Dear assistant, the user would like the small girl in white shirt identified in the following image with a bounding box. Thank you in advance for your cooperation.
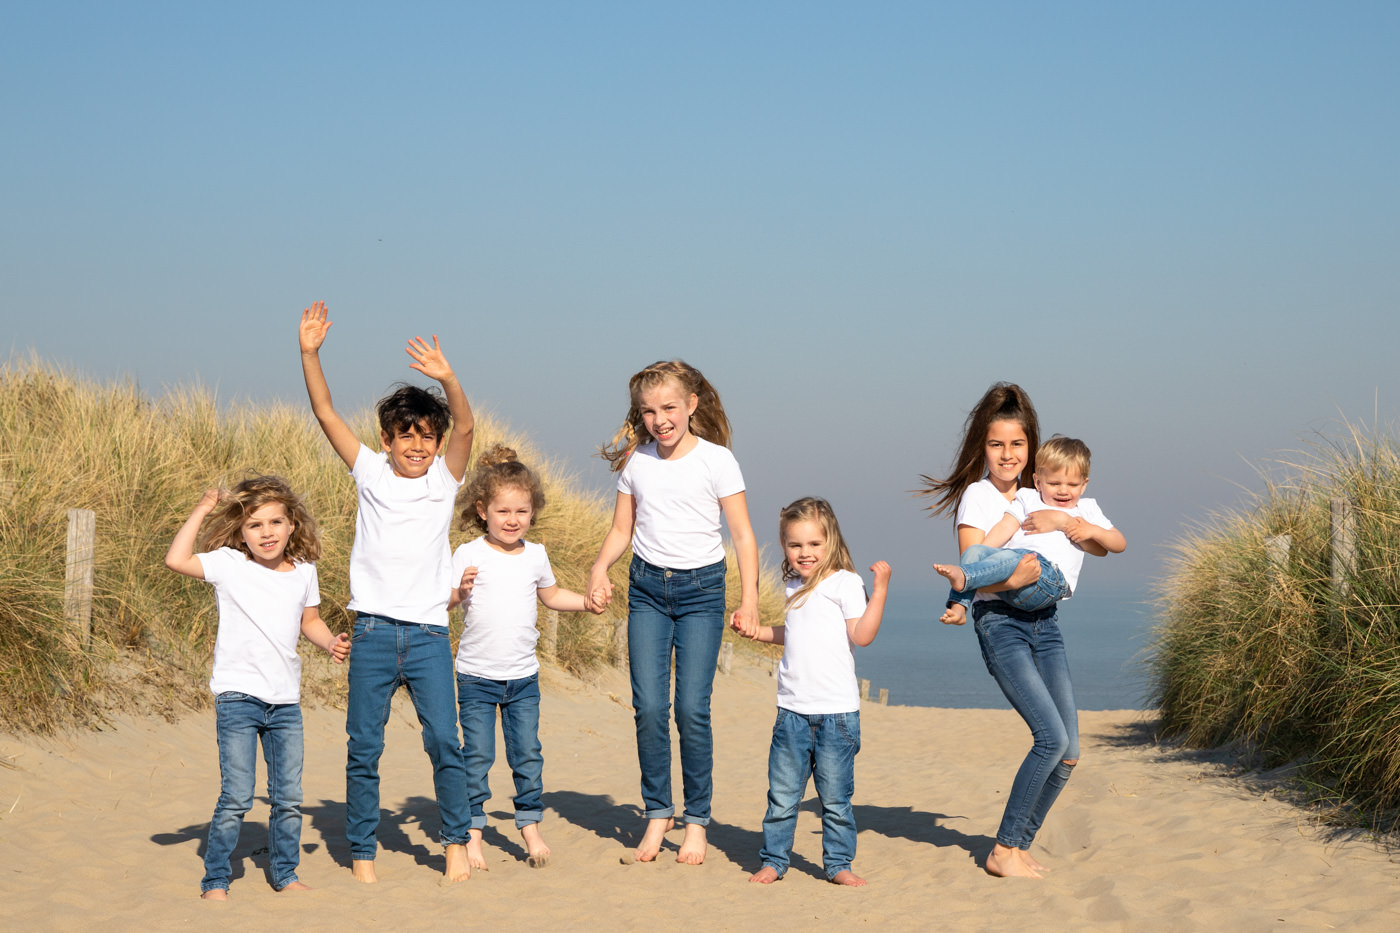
[740,497,890,887]
[450,446,596,870]
[164,476,351,900]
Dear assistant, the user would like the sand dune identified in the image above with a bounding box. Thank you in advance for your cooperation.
[3,660,1399,932]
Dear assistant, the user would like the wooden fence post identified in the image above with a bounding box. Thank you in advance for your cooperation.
[613,616,627,669]
[64,508,96,648]
[1264,534,1290,572]
[718,642,733,675]
[540,609,558,661]
[1331,497,1355,603]
[877,688,889,706]
[859,678,870,701]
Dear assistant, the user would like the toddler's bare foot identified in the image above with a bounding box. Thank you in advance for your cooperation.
[445,842,471,883]
[932,563,967,591]
[200,888,228,900]
[521,823,551,868]
[677,822,707,865]
[749,866,780,884]
[351,859,379,884]
[466,829,487,871]
[1022,850,1050,873]
[985,843,1041,878]
[278,881,311,892]
[634,817,674,862]
[830,869,867,887]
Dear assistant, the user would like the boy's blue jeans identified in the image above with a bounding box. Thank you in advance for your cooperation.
[947,544,1067,613]
[456,672,544,829]
[345,615,471,860]
[626,556,726,826]
[973,600,1079,849]
[758,708,861,880]
[203,692,303,893]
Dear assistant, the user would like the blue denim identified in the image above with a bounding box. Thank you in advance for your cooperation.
[627,556,726,825]
[203,692,304,893]
[345,615,470,859]
[758,708,861,880]
[456,672,544,829]
[947,544,1068,613]
[973,600,1079,849]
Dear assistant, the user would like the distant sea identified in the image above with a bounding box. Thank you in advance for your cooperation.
[856,583,1156,710]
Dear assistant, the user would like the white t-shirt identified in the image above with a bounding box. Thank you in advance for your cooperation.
[775,570,868,715]
[451,537,556,680]
[1004,488,1113,599]
[954,478,1017,604]
[347,443,463,627]
[197,547,320,705]
[617,437,745,569]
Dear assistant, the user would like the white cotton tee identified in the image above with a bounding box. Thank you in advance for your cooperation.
[451,537,556,680]
[1005,488,1113,599]
[775,570,868,715]
[617,438,745,569]
[954,478,1018,604]
[197,547,320,705]
[347,443,463,628]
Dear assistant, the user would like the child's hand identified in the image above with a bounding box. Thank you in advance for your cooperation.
[1062,516,1091,544]
[730,604,759,639]
[457,566,479,601]
[406,335,455,383]
[1020,509,1070,535]
[869,560,891,589]
[299,301,333,354]
[195,488,223,512]
[587,568,613,612]
[940,603,967,626]
[328,632,352,663]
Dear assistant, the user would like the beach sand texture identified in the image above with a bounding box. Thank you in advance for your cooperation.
[3,661,1399,932]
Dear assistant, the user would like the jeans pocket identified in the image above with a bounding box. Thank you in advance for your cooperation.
[836,714,861,753]
[215,691,253,704]
[692,566,727,594]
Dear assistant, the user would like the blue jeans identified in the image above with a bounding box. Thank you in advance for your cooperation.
[947,545,1067,613]
[758,708,860,880]
[627,556,726,825]
[973,600,1079,849]
[203,692,304,893]
[456,672,544,829]
[346,615,471,860]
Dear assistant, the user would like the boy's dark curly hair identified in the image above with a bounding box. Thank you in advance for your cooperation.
[377,383,451,438]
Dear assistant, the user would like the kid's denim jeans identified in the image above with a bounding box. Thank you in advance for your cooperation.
[947,544,1068,613]
[757,708,861,880]
[456,672,544,829]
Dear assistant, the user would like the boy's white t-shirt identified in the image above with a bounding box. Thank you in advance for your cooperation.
[347,443,463,627]
[197,547,320,705]
[1004,488,1113,599]
[775,570,868,715]
[617,437,745,569]
[451,537,555,680]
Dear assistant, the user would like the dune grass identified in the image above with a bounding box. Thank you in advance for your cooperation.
[1,356,782,733]
[1150,424,1400,824]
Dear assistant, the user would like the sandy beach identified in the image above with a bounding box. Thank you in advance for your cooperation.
[3,659,1399,933]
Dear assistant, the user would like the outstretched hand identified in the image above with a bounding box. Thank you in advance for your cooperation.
[299,301,333,353]
[406,335,455,383]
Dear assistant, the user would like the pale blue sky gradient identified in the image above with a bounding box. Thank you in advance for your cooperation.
[5,2,1398,600]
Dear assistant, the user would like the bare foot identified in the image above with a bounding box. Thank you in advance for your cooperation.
[351,859,379,884]
[677,822,707,865]
[1022,850,1050,873]
[445,842,471,883]
[984,843,1042,879]
[200,888,228,901]
[830,869,867,887]
[278,881,311,892]
[634,817,674,862]
[466,829,487,871]
[521,823,551,868]
[932,563,967,591]
[749,866,781,884]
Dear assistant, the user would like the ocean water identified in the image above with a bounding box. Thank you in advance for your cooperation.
[854,583,1156,710]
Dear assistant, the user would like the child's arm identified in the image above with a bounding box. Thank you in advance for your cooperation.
[300,607,351,663]
[721,492,761,638]
[447,565,478,611]
[588,492,636,611]
[1063,518,1126,555]
[538,585,602,614]
[298,302,362,469]
[847,561,890,647]
[745,623,786,645]
[405,335,475,482]
[164,489,221,579]
[981,511,1021,549]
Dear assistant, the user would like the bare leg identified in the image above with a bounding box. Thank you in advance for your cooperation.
[985,843,1041,879]
[465,828,487,870]
[634,816,674,862]
[200,888,228,901]
[677,822,707,865]
[749,866,781,884]
[351,859,378,883]
[521,822,551,868]
[444,843,471,883]
[830,869,867,887]
[932,563,967,592]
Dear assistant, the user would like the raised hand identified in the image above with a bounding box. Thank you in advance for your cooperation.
[406,335,455,383]
[299,301,333,354]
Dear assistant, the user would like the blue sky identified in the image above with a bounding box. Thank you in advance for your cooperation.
[5,2,1398,602]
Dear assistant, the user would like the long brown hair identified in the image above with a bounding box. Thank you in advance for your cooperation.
[198,475,322,563]
[457,445,546,534]
[918,382,1040,517]
[779,497,856,611]
[599,360,732,472]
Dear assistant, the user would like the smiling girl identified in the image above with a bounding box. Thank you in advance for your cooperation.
[588,360,760,865]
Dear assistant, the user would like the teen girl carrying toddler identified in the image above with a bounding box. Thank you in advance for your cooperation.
[740,498,889,887]
[165,476,351,900]
[449,445,599,871]
[588,360,760,865]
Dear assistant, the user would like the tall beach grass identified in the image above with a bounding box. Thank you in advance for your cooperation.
[1151,424,1400,823]
[1,356,782,733]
